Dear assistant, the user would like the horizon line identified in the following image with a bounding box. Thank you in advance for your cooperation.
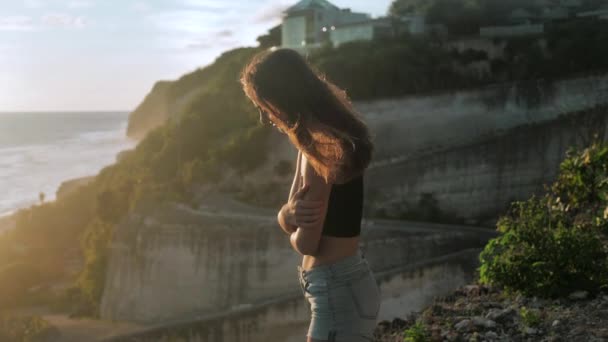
[0,110,132,113]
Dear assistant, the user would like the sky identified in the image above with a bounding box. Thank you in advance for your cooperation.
[0,0,392,112]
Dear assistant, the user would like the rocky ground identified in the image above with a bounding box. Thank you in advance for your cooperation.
[374,283,608,342]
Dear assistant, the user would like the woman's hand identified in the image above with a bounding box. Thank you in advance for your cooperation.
[280,185,325,230]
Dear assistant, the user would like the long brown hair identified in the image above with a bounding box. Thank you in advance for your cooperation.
[240,48,373,183]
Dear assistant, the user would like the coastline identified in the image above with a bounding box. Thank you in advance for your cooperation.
[0,175,96,236]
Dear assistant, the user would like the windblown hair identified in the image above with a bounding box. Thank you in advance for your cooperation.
[240,48,374,184]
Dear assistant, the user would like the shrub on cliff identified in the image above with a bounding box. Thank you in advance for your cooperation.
[75,219,114,317]
[0,314,59,342]
[479,142,608,298]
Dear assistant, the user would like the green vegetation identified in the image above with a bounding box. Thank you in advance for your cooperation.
[390,0,606,34]
[519,306,541,327]
[0,314,59,342]
[310,36,474,100]
[0,47,268,315]
[404,321,430,342]
[479,142,608,298]
[310,18,608,101]
[257,24,281,48]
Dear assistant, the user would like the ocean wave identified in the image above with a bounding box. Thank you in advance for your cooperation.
[0,113,135,217]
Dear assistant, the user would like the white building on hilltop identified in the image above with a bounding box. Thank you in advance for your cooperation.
[281,0,429,49]
[281,0,370,49]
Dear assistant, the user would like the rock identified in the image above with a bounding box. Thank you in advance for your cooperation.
[486,307,515,321]
[552,319,560,327]
[485,309,500,320]
[390,318,409,330]
[472,316,497,329]
[445,331,460,342]
[376,320,391,333]
[481,301,503,309]
[524,327,538,335]
[569,291,589,300]
[455,319,472,331]
[485,331,499,340]
[464,284,489,296]
[529,297,548,309]
[468,332,481,341]
[515,294,526,304]
[571,327,586,336]
[464,284,480,292]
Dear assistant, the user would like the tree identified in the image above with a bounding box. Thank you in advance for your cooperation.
[39,192,45,204]
[257,25,281,48]
[426,0,482,36]
[389,0,432,16]
[477,0,534,26]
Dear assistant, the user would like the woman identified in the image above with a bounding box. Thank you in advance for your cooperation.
[241,48,381,342]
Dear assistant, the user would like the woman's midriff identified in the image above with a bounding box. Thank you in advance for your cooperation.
[301,235,360,270]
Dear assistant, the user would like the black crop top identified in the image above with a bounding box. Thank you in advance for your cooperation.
[321,174,364,237]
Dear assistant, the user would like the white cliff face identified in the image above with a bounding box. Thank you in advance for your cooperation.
[361,74,608,161]
[365,106,608,223]
[100,207,299,323]
[243,74,608,221]
[100,202,492,323]
[101,249,482,342]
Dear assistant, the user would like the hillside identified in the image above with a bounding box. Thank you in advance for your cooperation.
[1,6,608,320]
[127,17,608,141]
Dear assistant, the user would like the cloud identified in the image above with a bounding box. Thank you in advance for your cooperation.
[216,29,233,37]
[185,30,239,50]
[252,2,289,24]
[42,13,88,28]
[180,0,230,11]
[132,2,151,13]
[0,16,35,31]
[24,0,45,9]
[67,0,94,9]
[147,10,222,34]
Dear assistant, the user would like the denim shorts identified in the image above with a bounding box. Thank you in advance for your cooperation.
[297,253,381,341]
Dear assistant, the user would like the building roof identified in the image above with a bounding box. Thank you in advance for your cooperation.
[286,0,340,14]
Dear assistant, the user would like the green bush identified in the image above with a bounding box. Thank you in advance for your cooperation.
[519,306,541,327]
[0,262,43,308]
[75,219,114,316]
[0,314,59,342]
[404,321,430,342]
[479,143,608,298]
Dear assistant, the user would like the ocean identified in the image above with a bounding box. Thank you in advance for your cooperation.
[0,111,135,218]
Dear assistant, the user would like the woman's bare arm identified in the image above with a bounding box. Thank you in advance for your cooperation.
[289,154,332,256]
[288,150,302,200]
[277,150,302,234]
